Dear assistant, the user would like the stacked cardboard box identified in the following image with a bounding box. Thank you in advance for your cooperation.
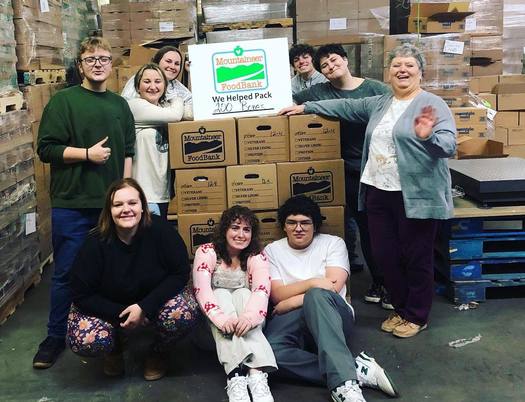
[503,0,525,75]
[0,2,18,96]
[169,114,345,258]
[201,0,292,46]
[295,0,388,42]
[101,2,131,57]
[0,110,40,315]
[101,0,196,58]
[384,33,471,107]
[486,75,525,157]
[13,0,64,70]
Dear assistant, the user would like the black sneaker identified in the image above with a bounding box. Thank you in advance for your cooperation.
[381,288,394,310]
[33,336,65,369]
[364,283,382,303]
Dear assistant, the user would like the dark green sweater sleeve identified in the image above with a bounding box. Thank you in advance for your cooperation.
[37,94,70,164]
[304,95,381,124]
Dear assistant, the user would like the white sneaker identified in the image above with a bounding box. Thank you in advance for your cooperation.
[355,351,399,397]
[226,374,250,402]
[331,380,367,402]
[247,371,274,402]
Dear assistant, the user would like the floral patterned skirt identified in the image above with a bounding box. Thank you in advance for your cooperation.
[67,284,202,357]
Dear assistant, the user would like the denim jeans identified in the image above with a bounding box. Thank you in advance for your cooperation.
[48,208,100,339]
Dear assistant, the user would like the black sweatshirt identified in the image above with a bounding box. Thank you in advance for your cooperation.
[70,216,190,322]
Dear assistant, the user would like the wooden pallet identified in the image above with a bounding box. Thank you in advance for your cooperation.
[19,69,66,86]
[0,92,23,114]
[201,18,293,32]
[448,235,525,260]
[446,278,525,303]
[0,253,51,326]
[436,257,525,281]
[448,217,525,239]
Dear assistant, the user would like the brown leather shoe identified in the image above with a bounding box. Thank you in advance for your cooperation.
[103,352,124,377]
[393,320,428,338]
[143,350,167,381]
[380,313,404,333]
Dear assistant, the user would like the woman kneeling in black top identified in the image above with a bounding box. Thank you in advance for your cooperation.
[67,178,201,380]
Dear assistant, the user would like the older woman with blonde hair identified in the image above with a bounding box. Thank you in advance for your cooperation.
[280,43,456,338]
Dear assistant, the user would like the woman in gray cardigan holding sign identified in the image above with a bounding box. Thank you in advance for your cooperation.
[280,43,456,338]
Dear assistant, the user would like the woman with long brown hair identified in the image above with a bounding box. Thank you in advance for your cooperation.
[193,205,276,402]
[67,178,200,380]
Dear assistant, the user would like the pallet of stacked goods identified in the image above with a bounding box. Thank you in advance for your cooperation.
[201,0,293,47]
[13,0,65,71]
[0,0,44,325]
[503,0,525,75]
[295,0,388,43]
[0,110,41,325]
[100,0,196,93]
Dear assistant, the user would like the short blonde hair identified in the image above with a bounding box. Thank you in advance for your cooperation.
[78,37,112,60]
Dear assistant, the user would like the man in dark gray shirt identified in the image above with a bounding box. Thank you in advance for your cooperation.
[294,44,391,308]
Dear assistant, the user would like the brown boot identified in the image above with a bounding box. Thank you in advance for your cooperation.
[103,352,124,377]
[143,349,167,381]
[393,320,428,338]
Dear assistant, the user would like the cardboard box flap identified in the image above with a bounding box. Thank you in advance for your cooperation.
[428,11,474,22]
[457,137,508,159]
[409,2,470,17]
[492,83,525,95]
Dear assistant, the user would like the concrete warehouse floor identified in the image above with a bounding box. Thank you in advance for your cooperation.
[0,262,524,402]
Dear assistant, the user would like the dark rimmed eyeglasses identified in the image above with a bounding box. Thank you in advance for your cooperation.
[285,219,313,229]
[80,56,112,66]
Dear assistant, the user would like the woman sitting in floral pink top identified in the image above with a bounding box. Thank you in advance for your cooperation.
[193,205,277,402]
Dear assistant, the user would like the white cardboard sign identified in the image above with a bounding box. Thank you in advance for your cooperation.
[189,38,293,120]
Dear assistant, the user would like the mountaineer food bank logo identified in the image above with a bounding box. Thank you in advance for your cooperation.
[290,167,334,203]
[181,126,225,165]
[212,45,268,93]
[190,218,217,254]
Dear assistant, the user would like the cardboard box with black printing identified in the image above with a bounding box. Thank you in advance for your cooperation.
[169,119,237,169]
[456,136,507,159]
[237,115,290,164]
[450,107,486,125]
[226,164,278,211]
[456,123,487,138]
[277,159,345,206]
[256,210,281,246]
[175,168,227,214]
[289,114,341,162]
[407,2,473,34]
[177,212,222,258]
[320,206,345,239]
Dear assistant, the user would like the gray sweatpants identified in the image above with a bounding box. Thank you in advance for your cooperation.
[211,287,277,375]
[264,288,357,390]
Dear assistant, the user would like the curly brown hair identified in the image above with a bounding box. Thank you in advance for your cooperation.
[212,206,261,271]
